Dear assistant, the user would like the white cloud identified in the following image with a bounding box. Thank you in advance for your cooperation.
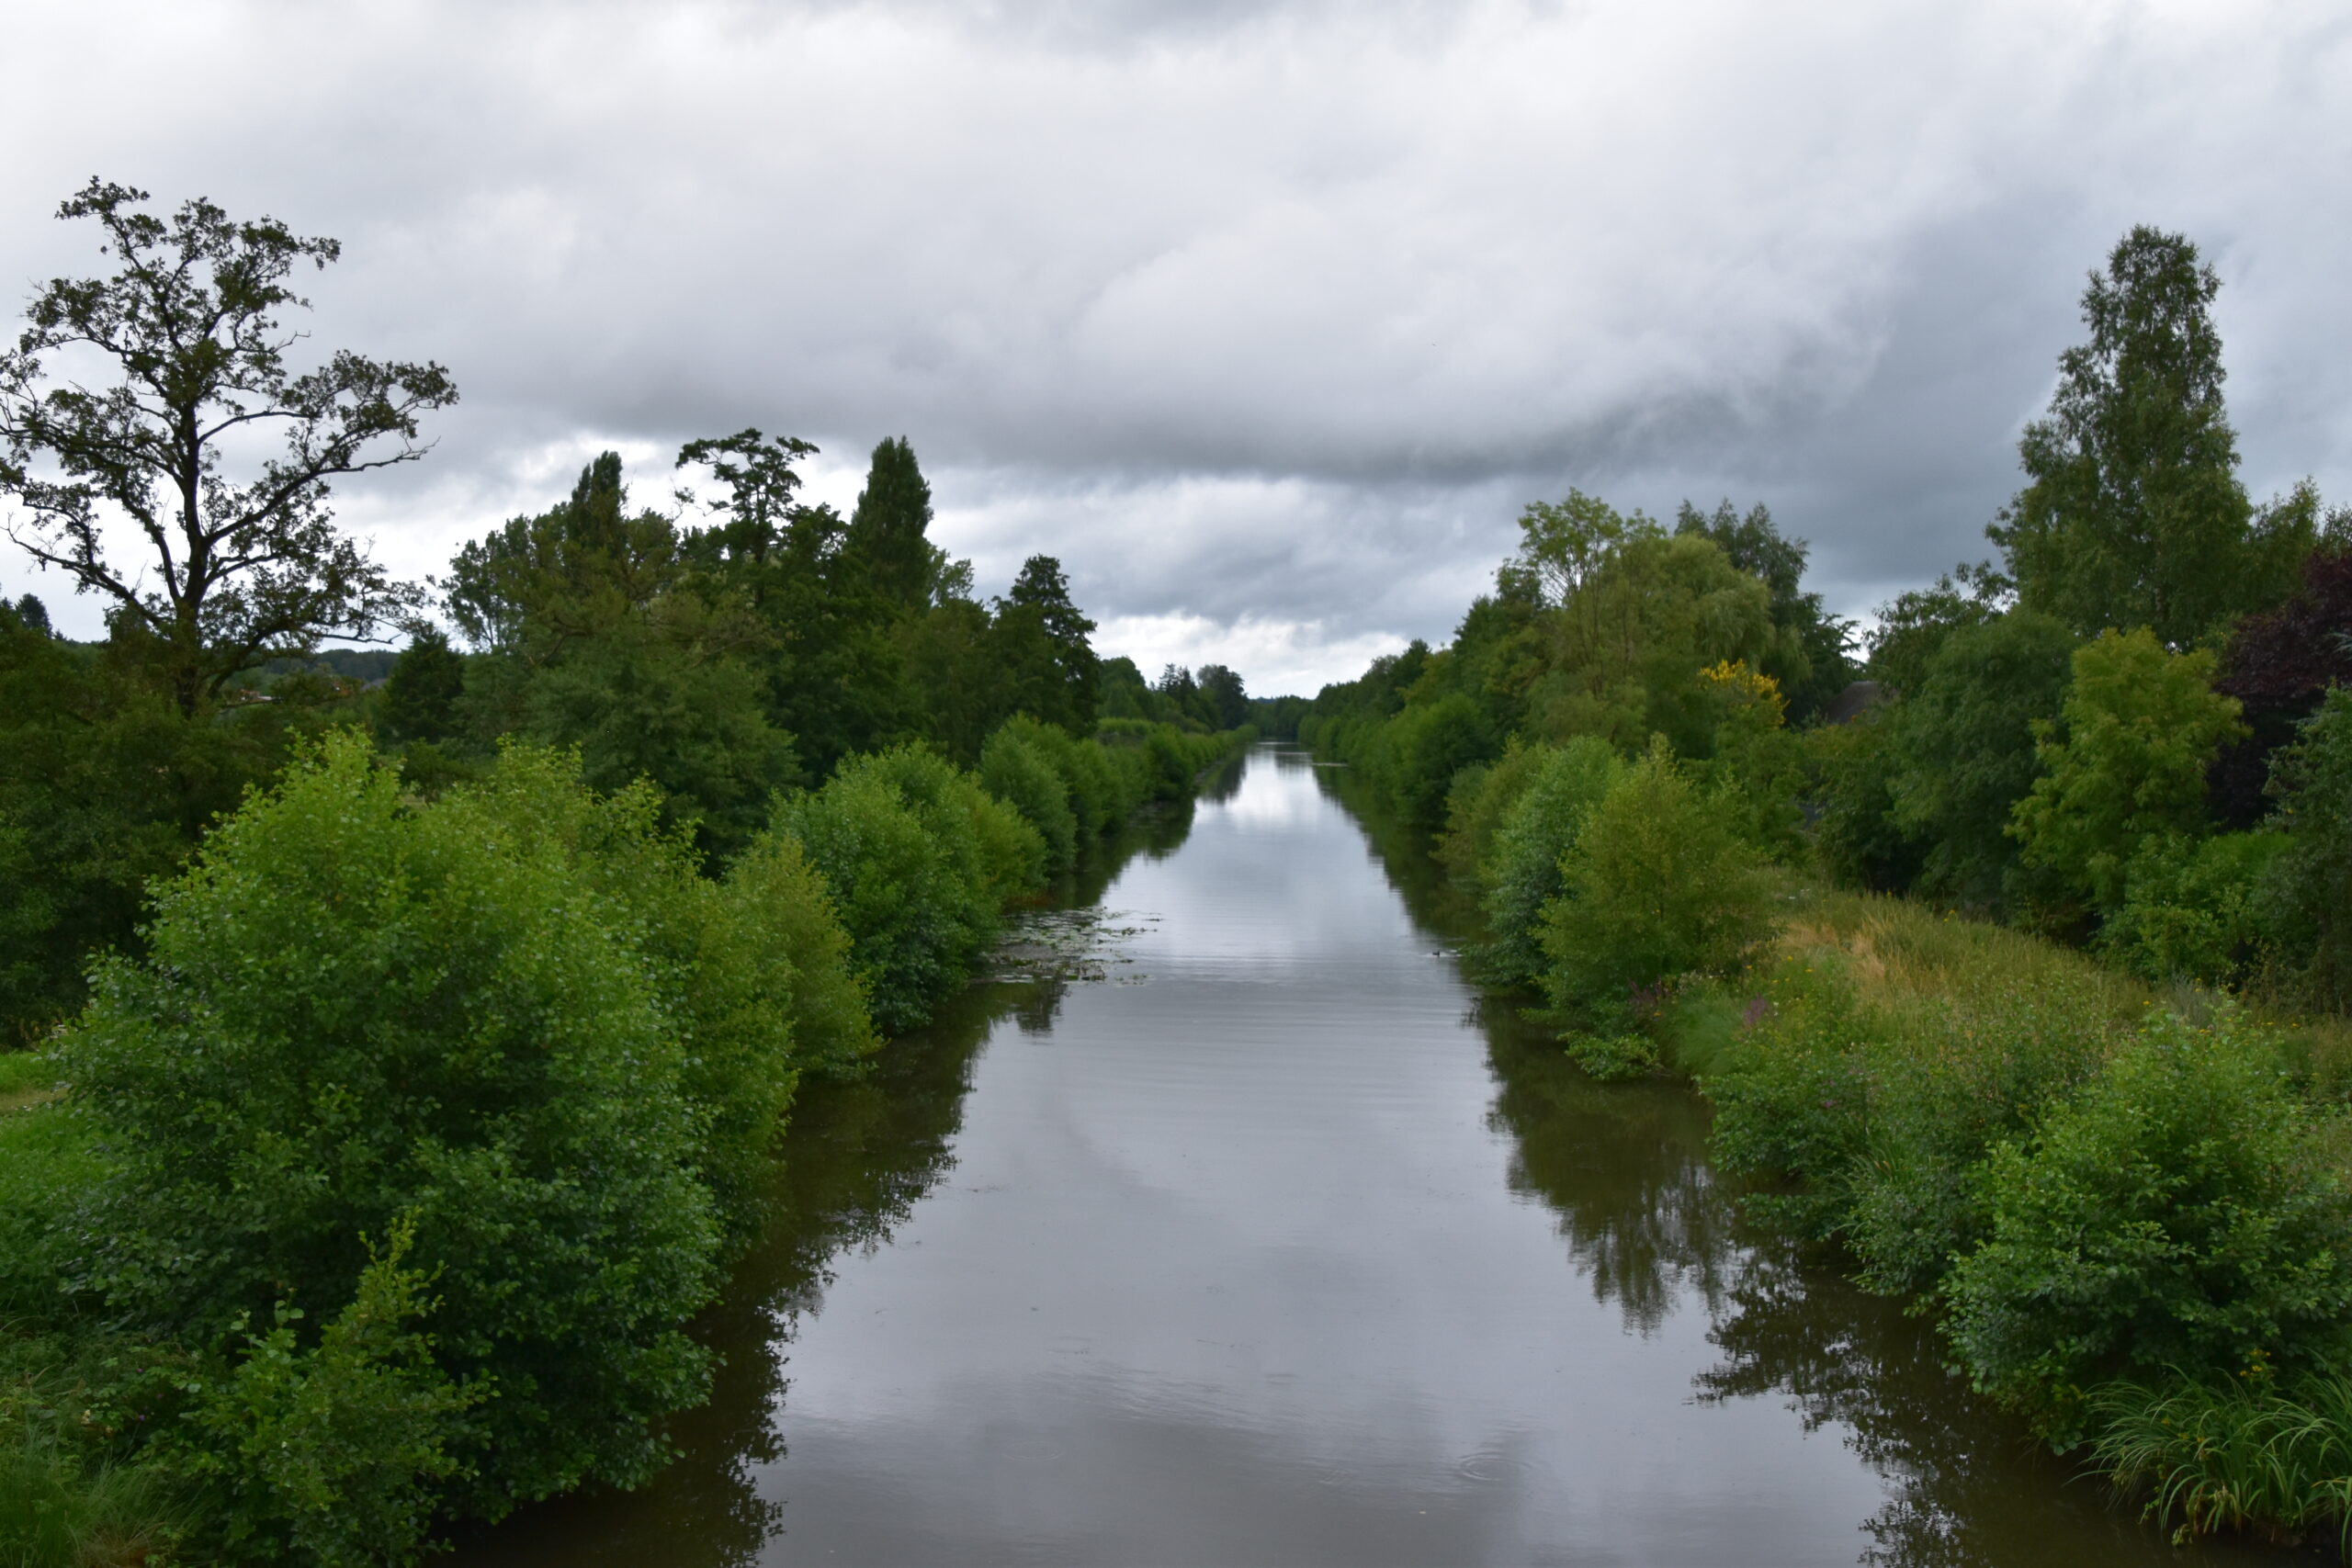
[4,0,2349,688]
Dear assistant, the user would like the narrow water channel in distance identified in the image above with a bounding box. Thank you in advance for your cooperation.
[447,745,2306,1566]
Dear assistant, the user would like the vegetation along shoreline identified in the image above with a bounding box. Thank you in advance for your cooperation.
[1281,223,2352,1550]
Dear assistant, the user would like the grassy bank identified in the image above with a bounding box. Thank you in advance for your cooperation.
[1664,891,2352,1549]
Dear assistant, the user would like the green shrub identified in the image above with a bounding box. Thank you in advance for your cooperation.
[1805,705,1926,893]
[1435,737,1549,883]
[1561,1029,1660,1082]
[784,746,1044,1032]
[1538,739,1775,1021]
[1471,738,1622,991]
[980,724,1079,874]
[2265,686,2352,1010]
[1702,897,2132,1281]
[165,1218,478,1567]
[56,732,720,1518]
[1383,694,1495,829]
[1941,1009,2352,1440]
[2104,829,2287,987]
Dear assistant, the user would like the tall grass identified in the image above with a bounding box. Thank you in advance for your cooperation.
[2090,1371,2352,1549]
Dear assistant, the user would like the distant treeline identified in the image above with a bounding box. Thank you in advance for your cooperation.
[0,182,1250,1564]
[1300,225,2352,1548]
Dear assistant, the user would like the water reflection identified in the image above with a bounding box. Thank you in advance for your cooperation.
[446,748,2293,1567]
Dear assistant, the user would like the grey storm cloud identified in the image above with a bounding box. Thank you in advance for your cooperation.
[3,0,2350,692]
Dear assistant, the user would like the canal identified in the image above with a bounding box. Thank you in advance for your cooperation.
[448,744,2298,1566]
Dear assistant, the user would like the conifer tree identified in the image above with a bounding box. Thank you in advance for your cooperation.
[844,436,939,611]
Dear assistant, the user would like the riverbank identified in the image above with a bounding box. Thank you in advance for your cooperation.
[0,722,1249,1568]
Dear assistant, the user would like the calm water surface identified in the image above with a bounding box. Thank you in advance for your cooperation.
[447,745,2311,1566]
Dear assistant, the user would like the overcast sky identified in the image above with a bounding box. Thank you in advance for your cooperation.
[4,1,2348,694]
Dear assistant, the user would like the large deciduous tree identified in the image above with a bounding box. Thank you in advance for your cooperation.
[1987,225,2308,648]
[0,180,456,713]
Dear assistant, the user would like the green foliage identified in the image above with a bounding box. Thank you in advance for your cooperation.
[980,723,1080,874]
[56,732,720,1517]
[1434,736,1550,882]
[1537,739,1776,1021]
[0,603,315,1043]
[990,557,1102,738]
[2089,1368,2352,1547]
[2010,627,2245,914]
[0,180,452,716]
[2264,685,2352,1010]
[1534,529,1778,755]
[1380,692,1495,829]
[1692,660,1805,860]
[456,744,872,1239]
[1471,738,1623,991]
[379,630,465,744]
[1561,1030,1660,1082]
[1674,500,1856,722]
[1989,225,2312,649]
[1702,896,2132,1285]
[842,435,944,612]
[1882,608,2078,912]
[2103,830,2286,987]
[1941,1010,2352,1438]
[166,1218,478,1567]
[1804,707,1926,893]
[783,746,1044,1033]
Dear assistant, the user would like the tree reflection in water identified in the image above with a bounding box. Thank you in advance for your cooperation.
[1328,761,2272,1568]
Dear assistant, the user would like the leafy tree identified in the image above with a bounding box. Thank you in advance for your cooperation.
[0,598,294,1039]
[379,628,465,743]
[1473,738,1623,991]
[2010,627,2245,914]
[1805,710,1925,893]
[0,180,455,714]
[447,454,680,655]
[1510,490,1656,605]
[1195,663,1250,730]
[2210,534,2352,828]
[58,733,721,1517]
[1675,500,1855,722]
[1862,564,2004,697]
[1882,609,2077,912]
[1538,739,1776,1022]
[2263,685,2352,1009]
[1534,528,1775,753]
[992,555,1100,734]
[1987,226,2310,648]
[674,426,817,568]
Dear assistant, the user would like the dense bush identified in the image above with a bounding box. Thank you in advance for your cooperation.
[2265,685,2352,1009]
[1381,693,1496,829]
[1470,738,1622,991]
[980,722,1080,874]
[1537,739,1774,1023]
[459,744,873,1239]
[783,746,1045,1032]
[56,734,722,1529]
[1434,737,1549,882]
[2103,829,2286,987]
[1942,1010,2352,1439]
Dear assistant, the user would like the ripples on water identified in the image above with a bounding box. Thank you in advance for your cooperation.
[446,747,2310,1567]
